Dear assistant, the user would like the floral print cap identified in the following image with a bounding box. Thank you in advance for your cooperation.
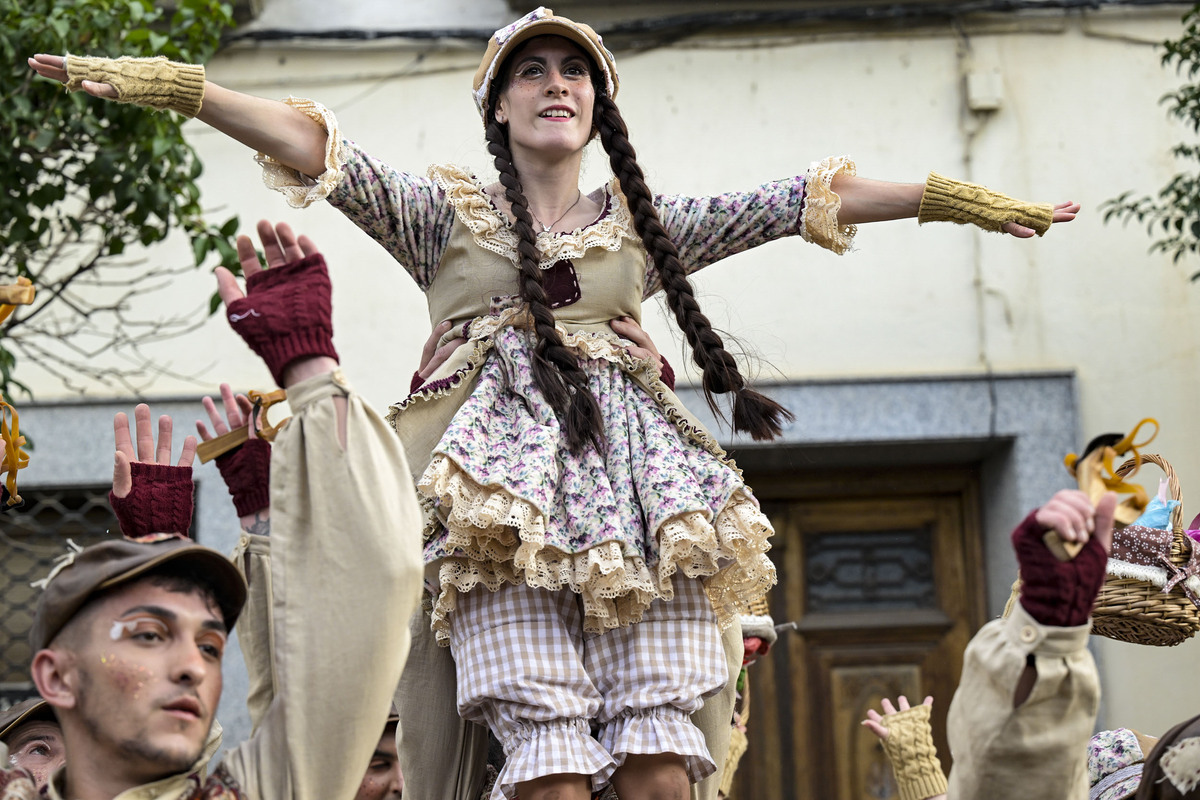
[471,6,619,120]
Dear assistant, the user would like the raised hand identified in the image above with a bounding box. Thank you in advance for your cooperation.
[196,383,256,443]
[216,220,337,388]
[1034,488,1116,548]
[109,403,197,538]
[197,384,271,520]
[862,695,935,741]
[1015,490,1115,627]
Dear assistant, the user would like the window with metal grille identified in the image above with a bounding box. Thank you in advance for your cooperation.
[0,485,116,705]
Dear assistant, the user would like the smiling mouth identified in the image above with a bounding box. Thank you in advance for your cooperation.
[540,110,573,118]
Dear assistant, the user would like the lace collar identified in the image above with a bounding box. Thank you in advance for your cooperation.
[428,163,637,270]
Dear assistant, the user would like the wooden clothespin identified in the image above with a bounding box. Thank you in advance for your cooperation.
[196,389,290,463]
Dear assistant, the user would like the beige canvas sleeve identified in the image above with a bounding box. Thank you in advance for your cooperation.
[219,370,424,800]
[946,603,1099,800]
[230,532,275,732]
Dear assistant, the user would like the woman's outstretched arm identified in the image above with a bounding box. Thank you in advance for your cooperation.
[27,53,329,178]
[832,173,1080,237]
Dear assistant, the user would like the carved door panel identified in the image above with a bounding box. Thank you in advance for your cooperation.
[729,467,985,800]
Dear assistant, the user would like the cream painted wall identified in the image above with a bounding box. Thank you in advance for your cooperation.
[17,5,1200,736]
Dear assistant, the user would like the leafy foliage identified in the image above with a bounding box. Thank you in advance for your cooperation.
[0,0,238,398]
[1103,5,1200,279]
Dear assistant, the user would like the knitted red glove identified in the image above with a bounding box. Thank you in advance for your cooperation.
[108,462,194,537]
[1013,510,1108,627]
[660,356,676,391]
[215,438,271,518]
[226,253,339,387]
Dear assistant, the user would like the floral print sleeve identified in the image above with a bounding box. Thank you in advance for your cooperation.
[252,96,453,291]
[643,156,857,299]
[328,140,455,291]
[645,177,806,298]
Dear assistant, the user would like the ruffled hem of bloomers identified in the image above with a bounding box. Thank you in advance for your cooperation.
[598,707,716,785]
[419,315,776,645]
[491,718,616,800]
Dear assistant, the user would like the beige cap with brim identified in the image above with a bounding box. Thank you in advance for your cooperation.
[472,6,618,120]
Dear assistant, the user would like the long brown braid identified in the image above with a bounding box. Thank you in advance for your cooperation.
[594,94,793,440]
[484,116,605,453]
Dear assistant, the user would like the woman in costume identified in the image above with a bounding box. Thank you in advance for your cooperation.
[30,11,1077,799]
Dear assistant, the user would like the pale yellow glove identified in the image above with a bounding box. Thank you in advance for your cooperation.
[64,54,205,118]
[918,171,1054,235]
[878,704,949,800]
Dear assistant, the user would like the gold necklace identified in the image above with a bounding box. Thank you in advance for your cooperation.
[530,190,583,233]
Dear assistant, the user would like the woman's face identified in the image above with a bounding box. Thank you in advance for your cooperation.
[494,36,596,161]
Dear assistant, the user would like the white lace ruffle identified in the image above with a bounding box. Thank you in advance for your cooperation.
[254,96,348,209]
[423,452,776,645]
[428,164,637,270]
[800,154,858,255]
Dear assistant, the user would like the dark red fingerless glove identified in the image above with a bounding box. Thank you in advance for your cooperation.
[215,438,271,518]
[660,356,676,391]
[1013,510,1108,627]
[411,371,424,394]
[108,462,194,537]
[226,253,339,387]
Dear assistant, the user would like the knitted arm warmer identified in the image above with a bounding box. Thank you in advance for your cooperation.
[878,704,949,800]
[64,55,205,118]
[917,172,1054,236]
[108,462,194,537]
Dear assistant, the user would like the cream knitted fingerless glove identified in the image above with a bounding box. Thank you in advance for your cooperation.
[64,54,205,118]
[878,704,949,800]
[918,172,1054,236]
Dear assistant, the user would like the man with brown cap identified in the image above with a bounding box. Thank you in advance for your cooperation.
[0,220,422,800]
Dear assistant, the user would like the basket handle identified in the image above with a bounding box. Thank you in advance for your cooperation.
[1116,453,1183,534]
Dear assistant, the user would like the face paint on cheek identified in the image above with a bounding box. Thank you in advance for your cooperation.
[99,654,152,698]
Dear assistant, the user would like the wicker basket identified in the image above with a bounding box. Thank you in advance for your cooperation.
[1091,453,1200,647]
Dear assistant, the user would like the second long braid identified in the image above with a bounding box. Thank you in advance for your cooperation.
[594,94,792,441]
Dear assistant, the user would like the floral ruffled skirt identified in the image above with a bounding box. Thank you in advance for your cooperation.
[419,324,776,643]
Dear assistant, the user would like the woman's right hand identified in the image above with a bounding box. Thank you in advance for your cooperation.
[28,54,117,99]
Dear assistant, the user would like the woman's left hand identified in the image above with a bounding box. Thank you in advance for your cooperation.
[1002,201,1080,238]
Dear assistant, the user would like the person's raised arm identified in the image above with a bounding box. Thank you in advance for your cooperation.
[214,220,422,800]
[26,54,329,178]
[944,488,1114,800]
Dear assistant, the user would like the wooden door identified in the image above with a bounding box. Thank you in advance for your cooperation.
[729,466,986,800]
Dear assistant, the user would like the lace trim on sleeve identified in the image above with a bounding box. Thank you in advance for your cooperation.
[253,96,348,209]
[800,155,857,255]
[427,164,636,269]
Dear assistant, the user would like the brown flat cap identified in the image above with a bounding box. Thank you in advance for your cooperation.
[30,534,247,651]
